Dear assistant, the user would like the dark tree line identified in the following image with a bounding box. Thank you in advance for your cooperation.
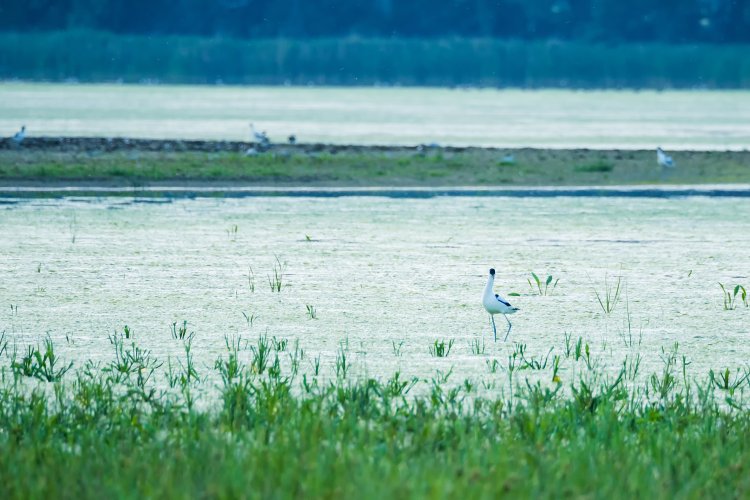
[1,0,749,43]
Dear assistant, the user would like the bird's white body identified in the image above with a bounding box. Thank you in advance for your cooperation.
[12,126,26,144]
[483,273,518,315]
[657,147,675,168]
[482,269,518,341]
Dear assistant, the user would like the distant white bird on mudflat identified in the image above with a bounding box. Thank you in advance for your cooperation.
[482,268,519,342]
[12,125,26,145]
[657,147,675,168]
[249,123,270,145]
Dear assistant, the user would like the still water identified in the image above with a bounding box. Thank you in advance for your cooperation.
[1,83,749,149]
[1,195,748,387]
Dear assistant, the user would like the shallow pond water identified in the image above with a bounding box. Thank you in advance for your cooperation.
[2,83,750,149]
[1,195,749,391]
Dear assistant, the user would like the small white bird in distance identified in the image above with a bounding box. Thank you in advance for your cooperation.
[249,123,270,145]
[657,147,675,168]
[482,268,519,342]
[12,125,26,145]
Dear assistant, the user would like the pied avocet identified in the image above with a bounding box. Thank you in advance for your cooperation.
[482,268,519,342]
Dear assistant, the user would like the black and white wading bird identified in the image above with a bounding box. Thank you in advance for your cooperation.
[12,125,26,145]
[657,147,675,168]
[482,268,519,342]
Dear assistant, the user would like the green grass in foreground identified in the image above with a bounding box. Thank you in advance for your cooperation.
[2,331,750,498]
[1,148,749,186]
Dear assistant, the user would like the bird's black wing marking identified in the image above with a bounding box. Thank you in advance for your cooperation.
[495,294,511,307]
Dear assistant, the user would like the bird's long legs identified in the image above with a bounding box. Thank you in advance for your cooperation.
[490,315,497,342]
[503,314,512,341]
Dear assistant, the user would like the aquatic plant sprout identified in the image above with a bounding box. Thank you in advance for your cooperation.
[720,283,748,310]
[528,272,560,296]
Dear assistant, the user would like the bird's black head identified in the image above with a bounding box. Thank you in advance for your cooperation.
[489,268,495,275]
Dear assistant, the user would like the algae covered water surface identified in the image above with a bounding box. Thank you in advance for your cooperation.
[1,194,748,389]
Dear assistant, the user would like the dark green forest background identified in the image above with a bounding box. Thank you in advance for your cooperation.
[1,0,749,87]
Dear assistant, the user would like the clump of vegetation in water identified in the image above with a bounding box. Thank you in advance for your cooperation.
[719,283,748,310]
[10,335,72,382]
[428,339,454,357]
[469,337,485,355]
[305,304,317,319]
[226,224,238,242]
[592,272,623,314]
[528,272,559,296]
[267,255,286,292]
[170,320,193,341]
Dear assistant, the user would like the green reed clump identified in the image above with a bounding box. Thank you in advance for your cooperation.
[267,256,286,292]
[469,337,485,355]
[593,272,623,314]
[528,272,560,296]
[334,344,350,379]
[514,342,555,370]
[709,367,750,397]
[391,340,405,357]
[226,224,238,242]
[719,283,748,310]
[305,304,317,319]
[241,311,258,328]
[250,334,272,375]
[170,320,194,341]
[428,339,454,357]
[271,336,288,352]
[0,332,7,358]
[10,335,73,382]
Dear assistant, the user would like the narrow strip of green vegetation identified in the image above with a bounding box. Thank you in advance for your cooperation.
[1,146,749,186]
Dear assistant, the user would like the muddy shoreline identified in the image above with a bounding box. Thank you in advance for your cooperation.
[4,136,736,155]
[1,136,466,154]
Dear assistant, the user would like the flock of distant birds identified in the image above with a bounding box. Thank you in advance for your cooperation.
[7,123,678,169]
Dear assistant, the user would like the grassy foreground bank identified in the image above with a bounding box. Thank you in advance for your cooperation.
[2,331,750,498]
[2,144,750,186]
